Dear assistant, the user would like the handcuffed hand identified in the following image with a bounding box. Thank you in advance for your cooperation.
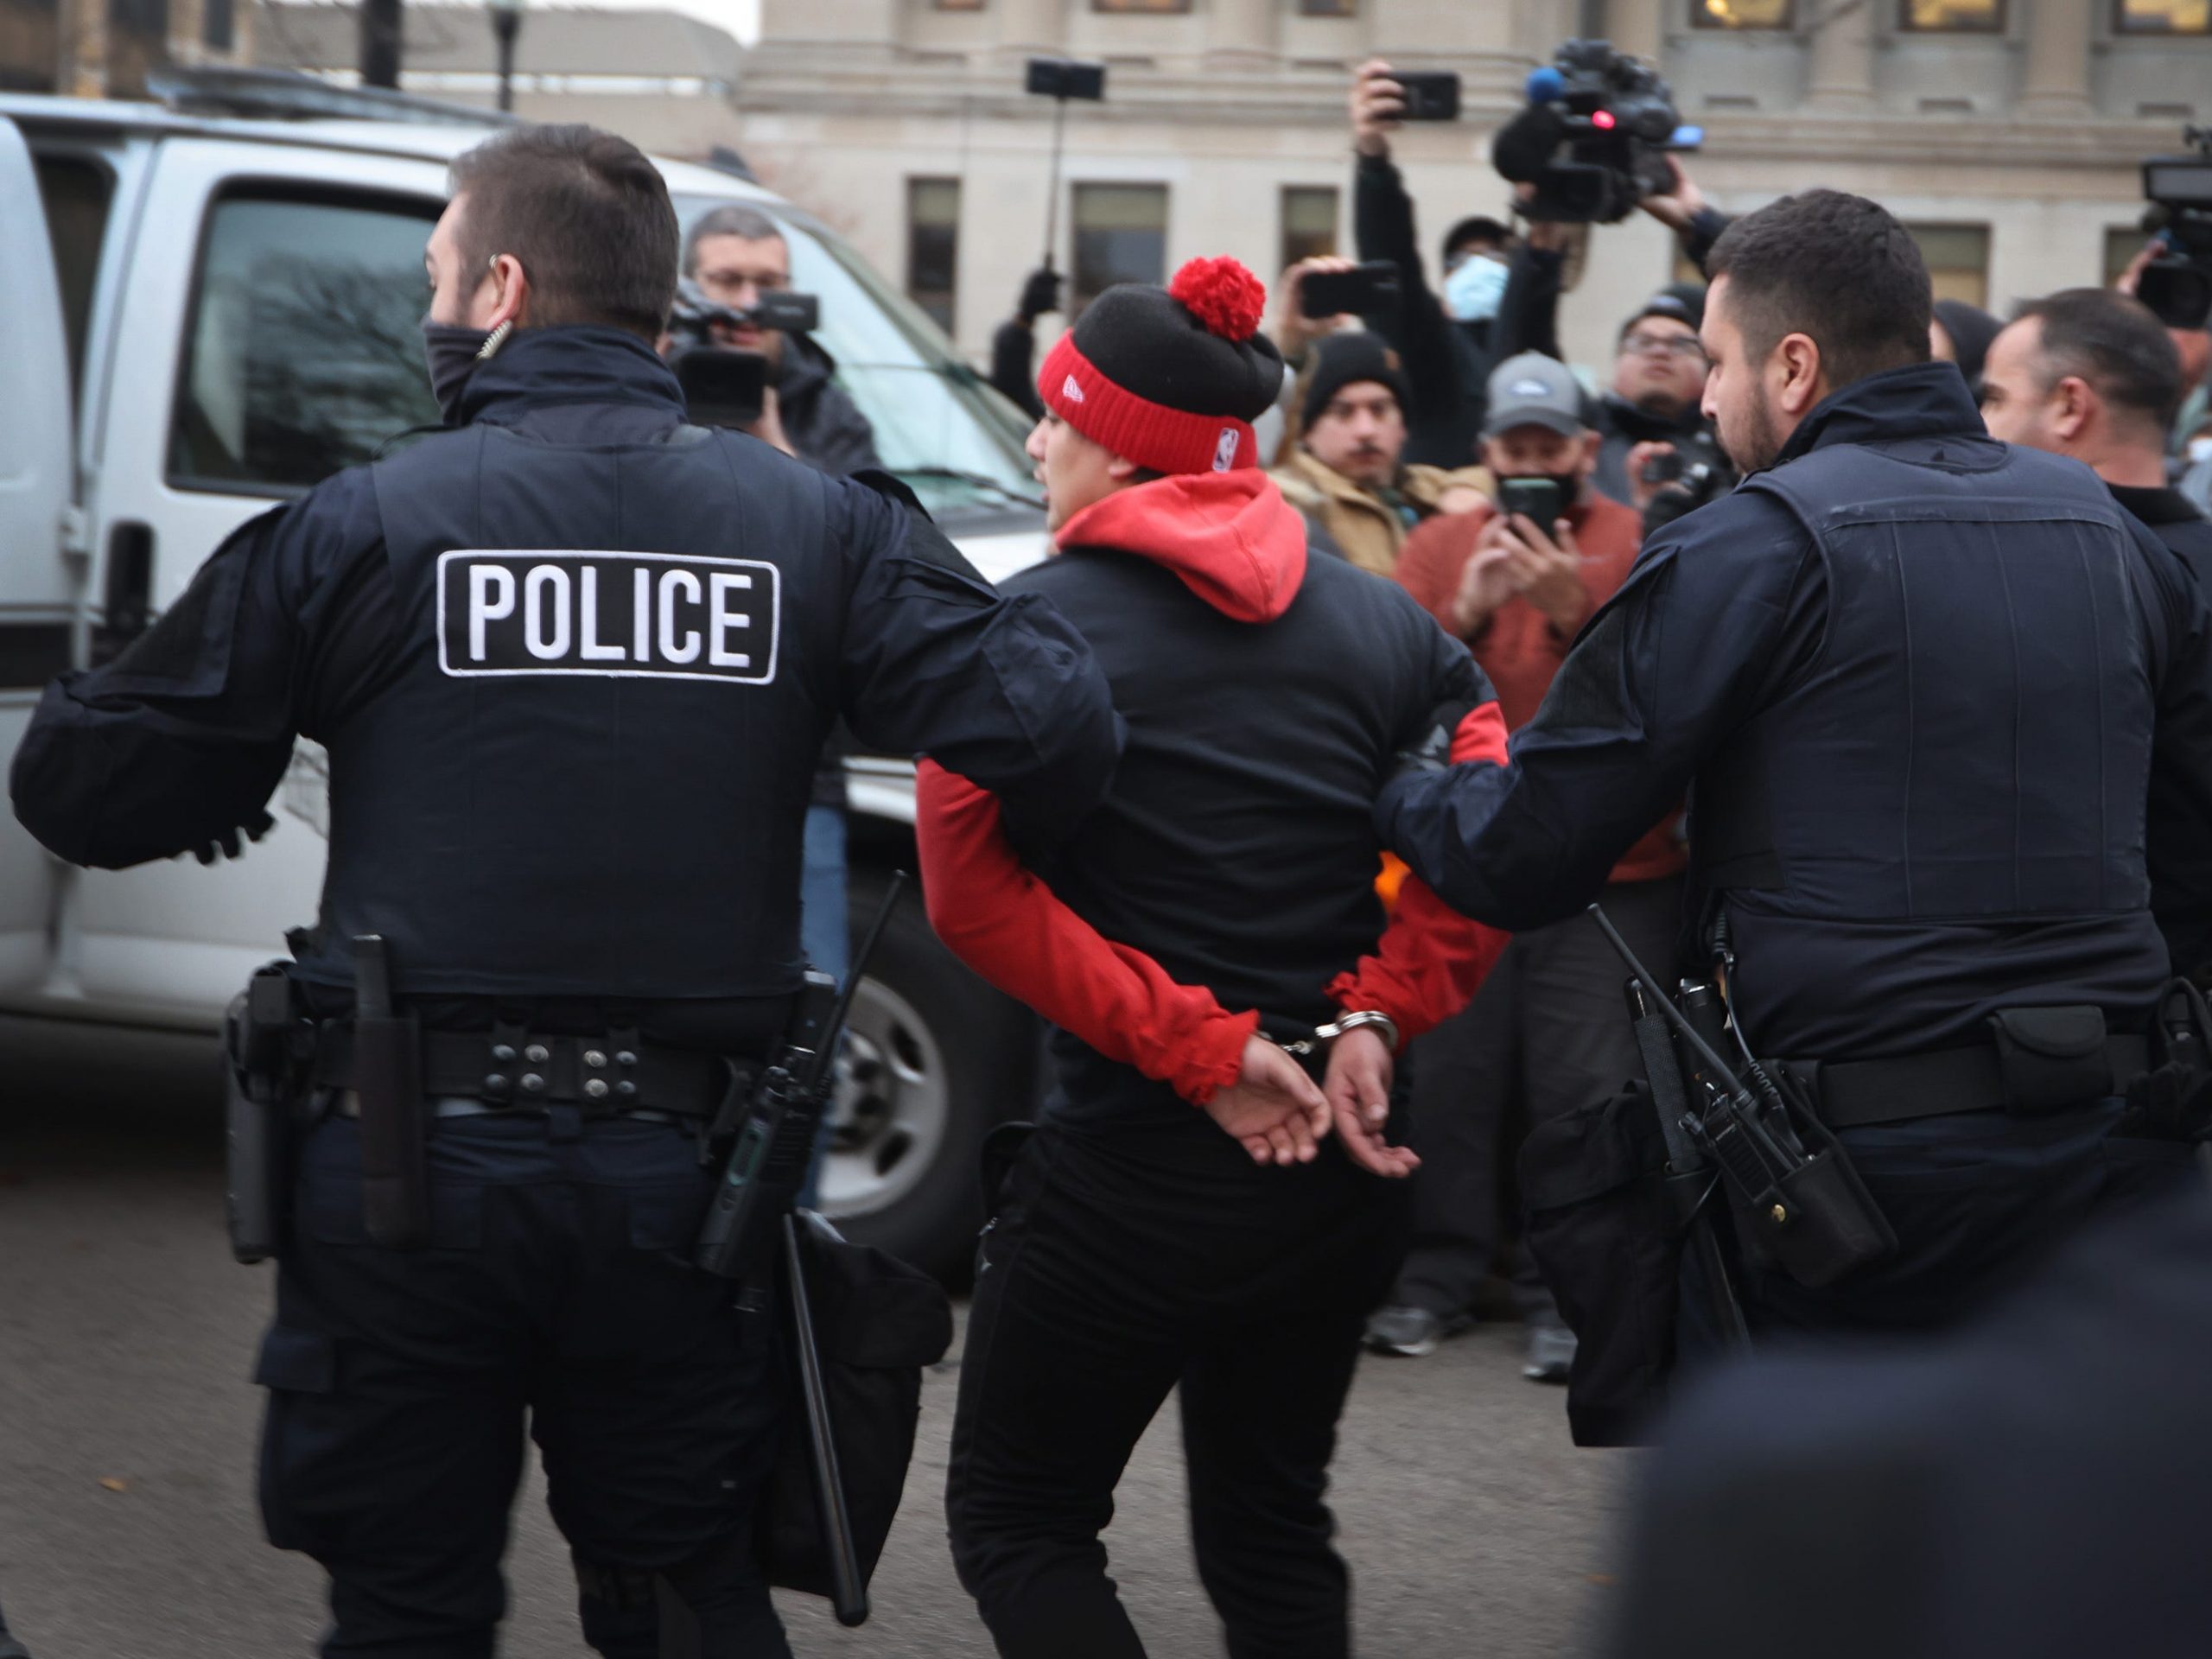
[1205,1035,1332,1166]
[1351,60,1403,158]
[1323,1026,1419,1179]
[194,810,276,866]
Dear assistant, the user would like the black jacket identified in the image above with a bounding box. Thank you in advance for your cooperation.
[778,333,883,478]
[1378,363,2212,1058]
[10,327,1119,1018]
[1351,153,1549,469]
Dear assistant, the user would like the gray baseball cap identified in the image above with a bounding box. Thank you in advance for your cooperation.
[1484,352,1587,439]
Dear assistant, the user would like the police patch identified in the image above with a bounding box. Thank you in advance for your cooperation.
[436,551,779,683]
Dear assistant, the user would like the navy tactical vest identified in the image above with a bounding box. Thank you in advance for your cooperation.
[1693,435,2176,1053]
[291,421,846,1000]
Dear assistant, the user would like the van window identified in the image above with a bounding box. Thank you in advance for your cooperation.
[35,155,113,404]
[169,189,440,493]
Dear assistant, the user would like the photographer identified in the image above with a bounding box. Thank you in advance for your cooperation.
[682,205,882,475]
[1372,353,1683,1371]
[1350,60,1546,468]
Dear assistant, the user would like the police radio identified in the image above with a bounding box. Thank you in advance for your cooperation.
[694,873,907,1281]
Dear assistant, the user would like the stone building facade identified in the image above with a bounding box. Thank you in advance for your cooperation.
[735,0,2211,375]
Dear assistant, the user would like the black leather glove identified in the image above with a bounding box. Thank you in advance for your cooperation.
[194,809,276,866]
[1018,266,1063,323]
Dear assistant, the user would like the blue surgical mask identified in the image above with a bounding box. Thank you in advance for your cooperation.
[1446,255,1509,325]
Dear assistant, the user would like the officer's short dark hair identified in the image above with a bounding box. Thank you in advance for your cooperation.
[448,124,679,340]
[1706,190,1932,390]
[683,205,786,276]
[2012,288,2184,438]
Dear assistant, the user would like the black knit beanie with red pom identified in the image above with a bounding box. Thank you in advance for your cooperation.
[1038,257,1284,475]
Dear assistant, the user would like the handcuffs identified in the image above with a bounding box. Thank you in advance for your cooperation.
[1277,1009,1400,1058]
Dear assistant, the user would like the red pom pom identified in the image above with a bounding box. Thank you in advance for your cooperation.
[1170,257,1266,342]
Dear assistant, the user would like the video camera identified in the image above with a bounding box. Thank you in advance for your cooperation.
[1639,429,1737,537]
[2137,127,2212,331]
[1492,40,1700,225]
[665,277,821,428]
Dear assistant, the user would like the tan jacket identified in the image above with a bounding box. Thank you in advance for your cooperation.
[1270,448,1491,579]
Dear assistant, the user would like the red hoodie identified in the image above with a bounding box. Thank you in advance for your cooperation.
[915,470,1509,1106]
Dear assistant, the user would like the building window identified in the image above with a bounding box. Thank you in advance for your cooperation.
[1906,223,1991,308]
[1071,183,1167,313]
[1280,187,1338,271]
[204,0,235,49]
[1299,0,1357,15]
[906,178,961,334]
[2116,0,2210,31]
[1693,0,1794,27]
[1900,0,2005,29]
[1093,0,1191,11]
[2106,226,2152,286]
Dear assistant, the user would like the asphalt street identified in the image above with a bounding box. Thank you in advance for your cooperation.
[0,1017,1632,1658]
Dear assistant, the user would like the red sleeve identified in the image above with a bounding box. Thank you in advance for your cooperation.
[1326,702,1513,1040]
[914,760,1255,1105]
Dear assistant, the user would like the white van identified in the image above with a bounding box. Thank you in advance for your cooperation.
[0,79,1047,1276]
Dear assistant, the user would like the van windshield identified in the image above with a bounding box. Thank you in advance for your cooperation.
[672,194,1043,526]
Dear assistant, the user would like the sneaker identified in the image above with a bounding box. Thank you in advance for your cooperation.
[1365,1304,1472,1357]
[1523,1322,1577,1383]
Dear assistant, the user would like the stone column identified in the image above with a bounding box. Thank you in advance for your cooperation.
[995,0,1063,61]
[2018,0,2094,118]
[1806,0,1877,111]
[1607,0,1663,64]
[1203,0,1276,72]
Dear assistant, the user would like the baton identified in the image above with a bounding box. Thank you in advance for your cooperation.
[784,1211,868,1627]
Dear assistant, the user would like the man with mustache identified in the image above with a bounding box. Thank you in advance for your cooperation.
[1271,331,1488,577]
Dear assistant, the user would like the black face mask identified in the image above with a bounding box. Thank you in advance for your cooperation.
[421,319,493,424]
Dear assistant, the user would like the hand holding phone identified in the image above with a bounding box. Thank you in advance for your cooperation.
[1300,261,1402,319]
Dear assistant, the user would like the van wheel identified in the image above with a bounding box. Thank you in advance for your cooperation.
[815,868,1036,1285]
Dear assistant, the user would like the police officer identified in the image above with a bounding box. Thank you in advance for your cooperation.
[10,124,1119,1657]
[1376,188,2212,1336]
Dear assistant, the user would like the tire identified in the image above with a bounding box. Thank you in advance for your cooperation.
[816,866,1039,1285]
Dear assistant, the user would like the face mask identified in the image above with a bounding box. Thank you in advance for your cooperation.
[421,319,499,424]
[1446,255,1509,325]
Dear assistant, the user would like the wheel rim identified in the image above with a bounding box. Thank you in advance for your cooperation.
[816,975,951,1220]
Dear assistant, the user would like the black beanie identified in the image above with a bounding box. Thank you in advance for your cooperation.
[1039,257,1284,474]
[1301,332,1411,431]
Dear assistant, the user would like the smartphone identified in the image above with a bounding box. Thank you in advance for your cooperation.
[750,290,819,334]
[1301,261,1402,318]
[676,347,769,429]
[1395,71,1462,123]
[1497,477,1565,528]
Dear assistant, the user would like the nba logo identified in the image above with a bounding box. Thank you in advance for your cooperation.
[1212,428,1240,472]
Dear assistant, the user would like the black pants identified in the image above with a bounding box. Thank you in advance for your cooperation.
[1740,1101,2203,1335]
[945,1112,1410,1659]
[256,1111,789,1658]
[1395,874,1684,1324]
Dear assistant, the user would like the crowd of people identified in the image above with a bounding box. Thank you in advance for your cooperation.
[972,59,2212,1387]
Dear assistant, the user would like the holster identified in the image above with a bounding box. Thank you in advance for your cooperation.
[352,938,429,1249]
[225,964,303,1265]
[1721,1106,1897,1290]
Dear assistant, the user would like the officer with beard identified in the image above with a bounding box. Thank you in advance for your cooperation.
[1373,189,2212,1338]
[10,124,1118,1658]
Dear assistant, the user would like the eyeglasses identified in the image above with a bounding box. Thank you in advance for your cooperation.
[1621,332,1708,363]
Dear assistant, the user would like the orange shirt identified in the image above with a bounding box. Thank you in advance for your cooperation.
[1395,494,1688,887]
